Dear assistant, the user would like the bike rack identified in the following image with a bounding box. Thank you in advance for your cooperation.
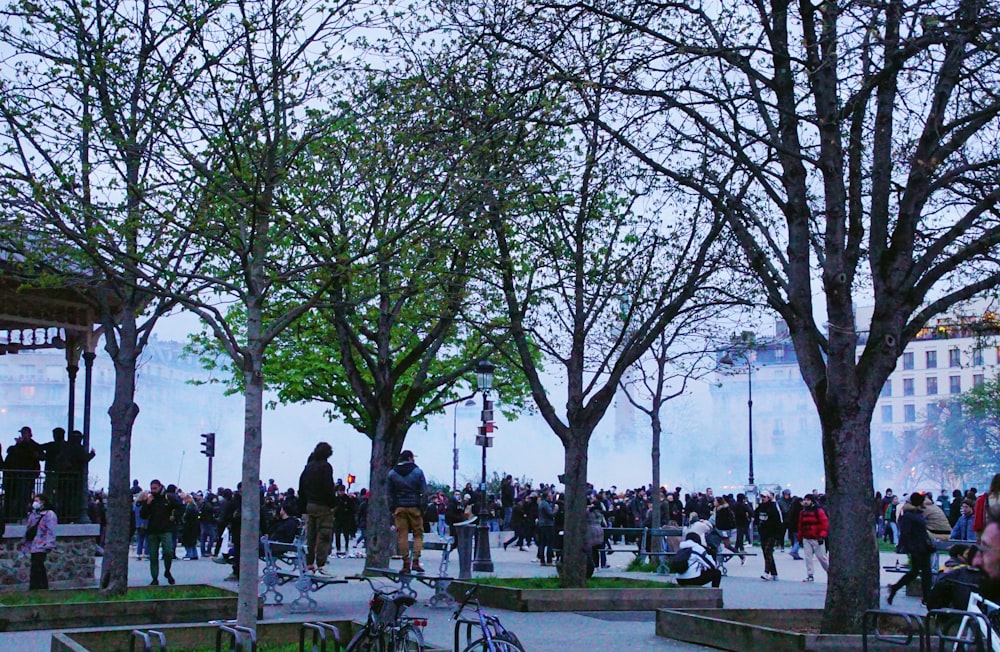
[299,622,342,652]
[216,623,258,652]
[927,607,997,651]
[129,629,166,652]
[863,609,927,651]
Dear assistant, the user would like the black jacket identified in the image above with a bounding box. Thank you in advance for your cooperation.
[387,461,426,509]
[754,500,784,540]
[298,458,335,507]
[139,491,182,534]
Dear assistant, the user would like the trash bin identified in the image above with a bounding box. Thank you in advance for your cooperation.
[455,523,475,579]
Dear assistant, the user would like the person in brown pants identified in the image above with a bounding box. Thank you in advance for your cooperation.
[388,450,427,573]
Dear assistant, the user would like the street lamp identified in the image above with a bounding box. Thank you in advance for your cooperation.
[452,398,476,490]
[720,349,756,486]
[473,359,495,573]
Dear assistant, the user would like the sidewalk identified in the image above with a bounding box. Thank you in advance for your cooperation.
[0,540,920,651]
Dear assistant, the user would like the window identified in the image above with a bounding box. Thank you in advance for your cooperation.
[926,377,937,395]
[903,378,915,396]
[973,348,984,367]
[927,403,942,421]
[949,348,962,368]
[882,405,893,423]
[904,404,916,422]
[881,380,892,397]
[950,375,962,394]
[926,350,937,369]
[903,351,915,370]
[974,374,985,389]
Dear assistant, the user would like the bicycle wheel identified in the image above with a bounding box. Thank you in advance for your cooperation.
[460,637,527,652]
[345,627,386,652]
[394,623,425,652]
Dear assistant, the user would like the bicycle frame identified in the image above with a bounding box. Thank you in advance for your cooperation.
[953,592,1000,652]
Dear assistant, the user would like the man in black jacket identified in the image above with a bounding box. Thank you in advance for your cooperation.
[388,450,426,573]
[754,490,784,581]
[298,442,335,573]
[139,479,181,585]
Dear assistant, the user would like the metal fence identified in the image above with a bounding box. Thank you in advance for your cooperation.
[0,469,88,524]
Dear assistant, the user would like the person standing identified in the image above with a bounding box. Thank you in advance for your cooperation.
[5,427,44,521]
[298,442,336,573]
[755,490,783,581]
[387,449,427,573]
[536,488,558,566]
[139,479,180,586]
[797,494,829,582]
[888,492,935,604]
[22,493,58,589]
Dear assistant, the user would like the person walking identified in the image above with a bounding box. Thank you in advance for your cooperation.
[755,490,783,581]
[22,493,58,589]
[797,494,830,582]
[139,479,180,585]
[387,449,427,574]
[888,492,935,604]
[298,442,336,573]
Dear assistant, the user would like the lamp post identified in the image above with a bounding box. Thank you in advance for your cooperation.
[720,349,756,486]
[472,359,495,572]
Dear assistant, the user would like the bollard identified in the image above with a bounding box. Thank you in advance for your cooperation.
[455,523,475,579]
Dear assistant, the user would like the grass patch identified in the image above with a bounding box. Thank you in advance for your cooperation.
[878,539,902,553]
[626,557,662,573]
[0,584,232,606]
[468,576,672,589]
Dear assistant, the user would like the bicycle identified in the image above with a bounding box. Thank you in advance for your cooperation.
[452,585,526,652]
[345,575,427,652]
[948,591,999,651]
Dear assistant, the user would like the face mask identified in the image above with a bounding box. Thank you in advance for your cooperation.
[32,501,42,510]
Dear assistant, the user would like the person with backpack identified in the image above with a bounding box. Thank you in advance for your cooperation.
[672,532,721,587]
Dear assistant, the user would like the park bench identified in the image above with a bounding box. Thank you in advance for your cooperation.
[361,534,456,608]
[258,534,347,613]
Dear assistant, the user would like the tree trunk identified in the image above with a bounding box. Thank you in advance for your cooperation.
[650,409,662,529]
[99,316,140,595]
[236,330,264,629]
[559,434,590,588]
[820,414,880,633]
[363,435,397,572]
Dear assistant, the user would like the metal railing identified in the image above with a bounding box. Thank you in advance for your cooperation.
[0,468,89,524]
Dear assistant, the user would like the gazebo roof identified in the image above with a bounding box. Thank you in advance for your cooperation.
[0,257,111,352]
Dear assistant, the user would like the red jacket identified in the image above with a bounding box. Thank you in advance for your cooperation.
[798,505,829,540]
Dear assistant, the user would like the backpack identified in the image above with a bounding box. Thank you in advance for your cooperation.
[668,546,693,574]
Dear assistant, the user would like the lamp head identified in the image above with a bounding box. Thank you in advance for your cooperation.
[475,359,495,391]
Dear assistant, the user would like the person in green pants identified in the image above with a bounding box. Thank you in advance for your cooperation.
[139,479,181,585]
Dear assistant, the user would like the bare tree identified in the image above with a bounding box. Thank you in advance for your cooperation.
[0,0,219,594]
[461,0,1000,631]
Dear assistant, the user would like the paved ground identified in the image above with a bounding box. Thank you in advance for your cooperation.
[0,538,919,651]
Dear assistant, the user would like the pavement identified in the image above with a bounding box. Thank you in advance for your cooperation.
[0,539,920,651]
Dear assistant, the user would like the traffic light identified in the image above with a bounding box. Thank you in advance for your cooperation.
[346,474,356,487]
[200,432,216,458]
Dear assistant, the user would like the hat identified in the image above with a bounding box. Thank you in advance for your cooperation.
[759,490,772,499]
[18,426,31,434]
[399,450,415,462]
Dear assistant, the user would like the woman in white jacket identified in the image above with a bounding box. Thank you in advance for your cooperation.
[675,533,722,587]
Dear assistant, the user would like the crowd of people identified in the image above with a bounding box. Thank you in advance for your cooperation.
[7,427,1000,611]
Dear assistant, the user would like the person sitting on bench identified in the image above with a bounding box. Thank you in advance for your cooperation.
[259,503,299,557]
[674,533,722,588]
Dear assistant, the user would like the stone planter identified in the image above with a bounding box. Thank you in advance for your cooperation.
[52,620,450,652]
[447,579,722,612]
[657,608,925,651]
[0,584,254,632]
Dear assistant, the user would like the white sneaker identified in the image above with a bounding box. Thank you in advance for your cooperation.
[760,573,772,581]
